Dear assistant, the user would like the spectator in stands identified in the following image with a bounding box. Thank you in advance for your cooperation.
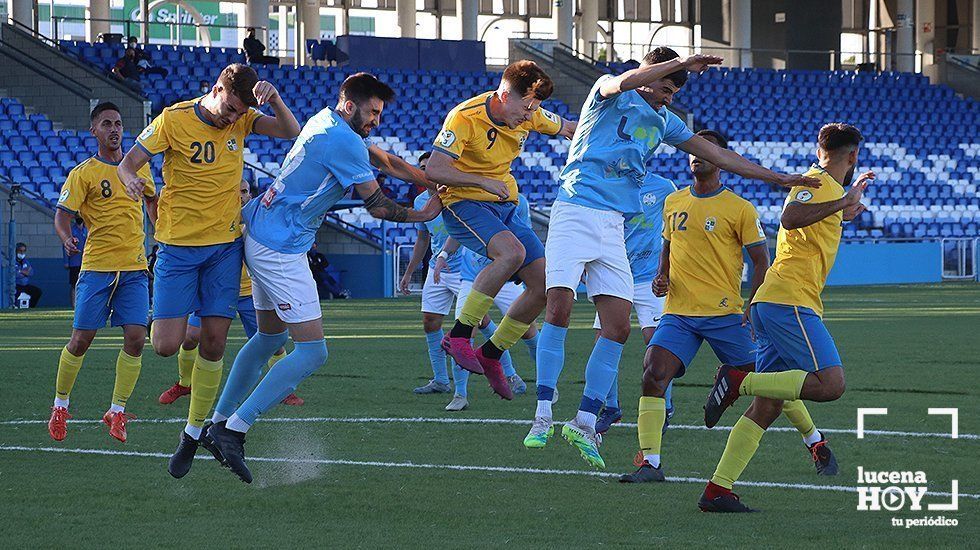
[199,80,211,95]
[63,216,86,307]
[111,47,143,93]
[243,28,279,66]
[307,243,349,299]
[127,36,169,77]
[15,242,42,308]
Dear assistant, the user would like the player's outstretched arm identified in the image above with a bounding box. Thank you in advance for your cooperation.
[368,145,433,191]
[251,81,301,139]
[53,208,80,256]
[118,145,151,202]
[424,150,509,200]
[677,134,821,189]
[599,54,722,98]
[781,171,875,230]
[400,230,430,294]
[558,118,577,139]
[354,180,441,223]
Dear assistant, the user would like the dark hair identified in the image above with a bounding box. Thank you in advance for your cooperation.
[642,46,687,88]
[339,72,395,105]
[16,242,26,249]
[696,129,728,150]
[502,60,554,100]
[818,123,863,152]
[90,102,121,122]
[418,151,431,163]
[127,36,137,43]
[218,64,259,108]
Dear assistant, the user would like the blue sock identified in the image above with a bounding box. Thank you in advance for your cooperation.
[452,355,469,397]
[581,337,624,406]
[234,340,328,426]
[604,372,620,410]
[425,329,450,384]
[665,379,674,413]
[523,333,539,363]
[214,331,288,419]
[481,321,515,377]
[535,322,567,401]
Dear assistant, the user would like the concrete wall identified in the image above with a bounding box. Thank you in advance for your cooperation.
[0,185,67,307]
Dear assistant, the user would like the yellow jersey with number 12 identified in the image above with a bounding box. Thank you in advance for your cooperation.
[433,92,563,206]
[57,156,155,272]
[136,97,263,246]
[753,165,846,317]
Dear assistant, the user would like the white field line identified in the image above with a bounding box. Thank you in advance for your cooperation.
[0,444,975,500]
[0,415,975,440]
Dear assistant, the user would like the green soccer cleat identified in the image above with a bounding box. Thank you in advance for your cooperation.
[523,416,554,448]
[561,419,605,469]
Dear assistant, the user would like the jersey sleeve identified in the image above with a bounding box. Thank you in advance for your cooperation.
[586,74,619,107]
[663,110,695,147]
[57,168,86,213]
[136,111,170,156]
[432,109,474,160]
[530,108,563,136]
[235,107,265,138]
[327,133,375,189]
[137,164,156,198]
[739,202,767,247]
[786,176,840,206]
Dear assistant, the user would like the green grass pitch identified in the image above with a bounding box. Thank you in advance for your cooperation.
[0,284,976,546]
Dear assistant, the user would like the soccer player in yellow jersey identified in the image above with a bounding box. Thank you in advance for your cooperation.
[426,60,576,399]
[620,130,833,483]
[700,123,873,512]
[117,64,300,478]
[48,102,156,443]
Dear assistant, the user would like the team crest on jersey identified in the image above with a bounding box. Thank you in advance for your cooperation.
[642,192,657,206]
[756,218,766,238]
[518,132,528,148]
[226,139,238,152]
[542,110,560,125]
[438,129,456,148]
[795,190,813,202]
[138,125,154,141]
[705,217,717,231]
[59,188,70,202]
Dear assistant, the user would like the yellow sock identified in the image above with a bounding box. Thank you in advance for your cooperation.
[111,350,142,409]
[782,400,816,438]
[710,415,765,489]
[489,316,531,351]
[268,349,286,368]
[187,356,223,428]
[55,347,85,403]
[739,370,807,401]
[177,346,197,387]
[637,396,666,461]
[458,290,494,327]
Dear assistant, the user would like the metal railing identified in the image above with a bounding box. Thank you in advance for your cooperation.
[51,16,265,50]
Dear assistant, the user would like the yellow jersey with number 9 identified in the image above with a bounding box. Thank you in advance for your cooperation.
[433,92,563,206]
[57,156,155,272]
[136,98,263,246]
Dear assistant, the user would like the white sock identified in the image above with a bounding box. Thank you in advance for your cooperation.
[535,400,552,418]
[184,423,202,439]
[109,404,125,413]
[54,397,69,409]
[226,413,251,433]
[644,454,661,468]
[211,412,228,424]
[803,429,823,447]
[575,410,597,429]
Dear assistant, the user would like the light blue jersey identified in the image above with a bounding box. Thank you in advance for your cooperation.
[626,173,677,283]
[557,74,694,215]
[245,108,374,254]
[415,190,461,273]
[460,194,531,282]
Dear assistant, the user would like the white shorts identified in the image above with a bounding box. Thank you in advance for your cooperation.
[545,200,633,301]
[593,281,665,330]
[456,279,524,319]
[245,235,322,324]
[421,268,461,315]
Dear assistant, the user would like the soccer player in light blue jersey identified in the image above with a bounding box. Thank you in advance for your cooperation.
[206,73,441,483]
[528,47,820,470]
[399,152,464,395]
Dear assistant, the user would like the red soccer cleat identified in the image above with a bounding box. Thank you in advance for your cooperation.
[48,406,71,441]
[476,347,513,400]
[102,410,136,443]
[703,364,747,428]
[281,393,304,406]
[441,335,484,375]
[158,383,191,404]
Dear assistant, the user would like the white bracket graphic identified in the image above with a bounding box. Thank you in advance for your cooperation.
[928,480,959,511]
[856,408,888,439]
[927,408,959,439]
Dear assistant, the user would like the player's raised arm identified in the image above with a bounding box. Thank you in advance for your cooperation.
[354,179,440,223]
[425,150,509,199]
[782,171,874,230]
[676,134,821,190]
[599,52,722,98]
[251,81,301,139]
[368,145,433,190]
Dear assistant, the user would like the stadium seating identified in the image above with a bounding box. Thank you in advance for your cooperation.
[2,41,975,245]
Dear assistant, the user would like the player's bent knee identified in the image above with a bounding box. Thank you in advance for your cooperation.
[641,365,669,397]
[67,332,95,356]
[422,313,444,332]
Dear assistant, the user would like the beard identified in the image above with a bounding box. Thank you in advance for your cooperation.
[842,165,856,186]
[349,110,371,138]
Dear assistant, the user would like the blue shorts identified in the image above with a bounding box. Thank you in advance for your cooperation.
[751,302,842,373]
[442,200,544,277]
[188,295,258,337]
[73,270,149,330]
[649,314,756,377]
[152,240,243,320]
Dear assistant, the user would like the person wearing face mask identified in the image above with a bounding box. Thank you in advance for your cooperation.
[126,36,168,77]
[111,47,143,93]
[15,243,42,308]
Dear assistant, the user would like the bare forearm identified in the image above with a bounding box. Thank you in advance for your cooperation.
[363,188,420,222]
[781,199,847,230]
[53,210,73,243]
[746,264,767,306]
[602,58,685,96]
[374,149,432,190]
[714,148,781,184]
[406,235,429,271]
[266,97,300,138]
[425,163,486,189]
[146,196,159,226]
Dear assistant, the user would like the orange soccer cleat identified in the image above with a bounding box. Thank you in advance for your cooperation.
[158,383,191,404]
[48,406,71,441]
[102,410,137,443]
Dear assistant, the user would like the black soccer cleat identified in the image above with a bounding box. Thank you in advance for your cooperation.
[698,489,758,513]
[199,420,228,468]
[619,461,667,483]
[807,436,839,476]
[207,421,252,484]
[704,364,744,428]
[168,430,200,479]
